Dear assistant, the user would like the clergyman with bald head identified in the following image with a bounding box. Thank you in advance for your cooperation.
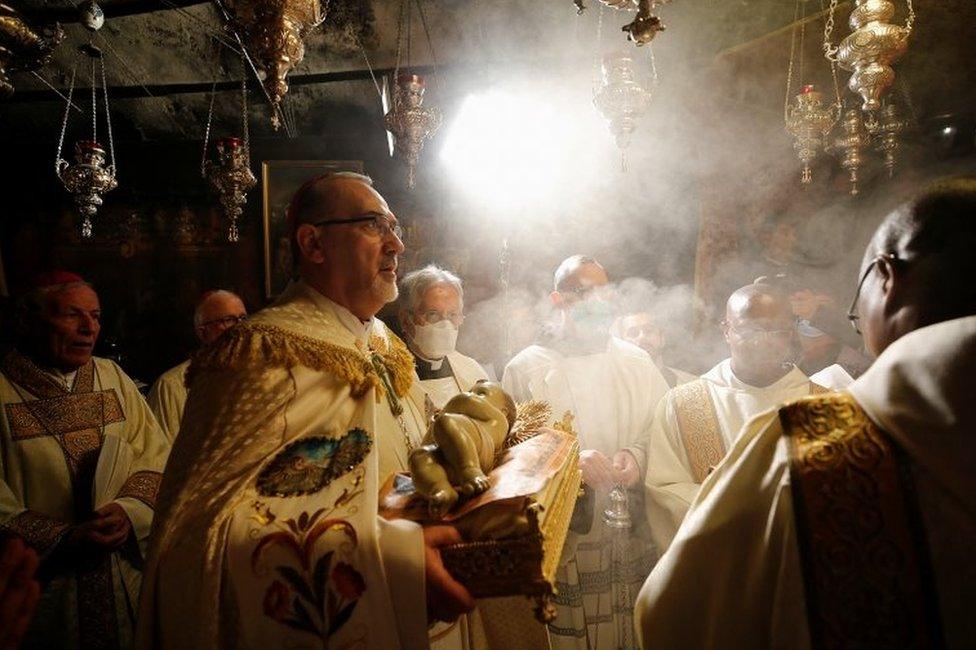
[137,172,475,649]
[501,253,671,648]
[147,289,247,441]
[637,176,976,649]
[641,279,828,553]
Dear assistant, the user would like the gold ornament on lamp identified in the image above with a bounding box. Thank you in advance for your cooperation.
[0,4,63,98]
[573,0,670,46]
[833,108,872,196]
[867,102,906,178]
[782,0,841,185]
[218,0,326,130]
[384,73,441,190]
[383,0,442,189]
[55,41,118,239]
[823,0,914,113]
[201,71,256,242]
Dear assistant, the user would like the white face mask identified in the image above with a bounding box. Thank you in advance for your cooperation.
[412,320,459,360]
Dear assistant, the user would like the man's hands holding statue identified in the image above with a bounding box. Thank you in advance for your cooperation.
[423,525,476,623]
[579,448,640,490]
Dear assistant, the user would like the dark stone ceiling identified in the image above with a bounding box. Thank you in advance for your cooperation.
[2,0,974,143]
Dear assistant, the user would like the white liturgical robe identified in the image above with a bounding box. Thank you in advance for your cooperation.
[417,350,490,410]
[636,315,976,649]
[147,359,189,442]
[137,281,437,649]
[642,359,816,552]
[0,352,170,648]
[503,336,670,650]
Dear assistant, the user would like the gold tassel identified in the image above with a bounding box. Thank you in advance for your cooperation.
[187,323,414,400]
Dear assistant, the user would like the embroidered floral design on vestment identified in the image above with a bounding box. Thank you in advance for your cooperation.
[251,507,366,640]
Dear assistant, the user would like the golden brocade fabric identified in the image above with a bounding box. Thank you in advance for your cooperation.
[782,393,944,649]
[117,470,163,509]
[188,322,415,401]
[672,379,725,483]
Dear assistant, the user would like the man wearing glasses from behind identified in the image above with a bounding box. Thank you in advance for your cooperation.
[147,289,247,441]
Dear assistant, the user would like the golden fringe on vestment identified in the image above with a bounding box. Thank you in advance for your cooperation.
[186,322,415,399]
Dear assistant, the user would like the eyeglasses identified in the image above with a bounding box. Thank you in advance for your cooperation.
[417,310,464,326]
[312,214,403,240]
[200,314,247,329]
[847,253,897,336]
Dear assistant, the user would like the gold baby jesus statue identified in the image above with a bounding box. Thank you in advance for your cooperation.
[382,381,581,621]
[409,381,517,518]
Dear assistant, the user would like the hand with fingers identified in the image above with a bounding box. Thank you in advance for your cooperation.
[579,449,616,491]
[68,503,132,552]
[611,449,640,488]
[0,537,41,649]
[423,525,475,624]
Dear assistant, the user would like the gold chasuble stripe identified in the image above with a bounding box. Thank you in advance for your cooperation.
[781,393,945,650]
[672,379,725,483]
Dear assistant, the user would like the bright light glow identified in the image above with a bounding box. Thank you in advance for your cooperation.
[439,87,606,214]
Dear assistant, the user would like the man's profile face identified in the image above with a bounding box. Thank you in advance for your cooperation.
[312,180,405,314]
[196,294,247,345]
[554,263,610,308]
[619,312,665,357]
[37,284,101,371]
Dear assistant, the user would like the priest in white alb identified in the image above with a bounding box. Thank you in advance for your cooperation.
[147,289,247,441]
[138,173,475,649]
[636,177,976,649]
[0,271,170,648]
[503,255,670,650]
[640,281,831,553]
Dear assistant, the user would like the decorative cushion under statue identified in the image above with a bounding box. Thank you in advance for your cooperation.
[408,380,517,518]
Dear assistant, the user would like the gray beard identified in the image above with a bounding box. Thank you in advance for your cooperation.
[372,275,398,304]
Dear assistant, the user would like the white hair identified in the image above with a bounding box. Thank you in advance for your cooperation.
[398,265,464,314]
[193,290,244,328]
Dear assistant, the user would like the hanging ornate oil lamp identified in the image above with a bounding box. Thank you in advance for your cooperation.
[785,85,840,184]
[201,73,256,242]
[823,0,914,113]
[218,0,326,130]
[55,40,117,239]
[384,72,442,190]
[869,101,906,178]
[593,50,653,168]
[833,108,872,196]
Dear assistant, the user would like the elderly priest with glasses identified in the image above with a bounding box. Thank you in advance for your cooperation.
[396,265,489,409]
[147,289,247,442]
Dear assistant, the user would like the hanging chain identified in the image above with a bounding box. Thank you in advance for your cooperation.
[784,0,801,122]
[202,82,217,176]
[100,53,116,173]
[241,56,250,149]
[55,63,78,171]
[592,4,606,95]
[648,42,658,88]
[798,4,806,86]
[822,0,840,61]
[391,0,408,99]
[414,0,441,93]
[90,52,98,144]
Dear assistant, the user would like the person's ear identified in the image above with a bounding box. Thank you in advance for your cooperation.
[721,319,733,345]
[550,291,563,308]
[295,224,326,264]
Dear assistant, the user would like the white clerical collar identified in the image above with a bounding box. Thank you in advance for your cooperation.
[42,367,77,391]
[707,358,808,392]
[414,349,446,371]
